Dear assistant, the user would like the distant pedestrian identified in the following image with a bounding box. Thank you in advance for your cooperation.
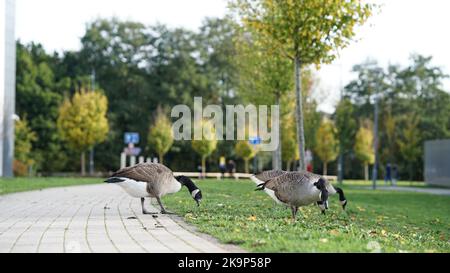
[227,160,236,178]
[219,156,226,179]
[392,164,398,186]
[307,163,313,173]
[384,163,392,185]
[197,164,203,179]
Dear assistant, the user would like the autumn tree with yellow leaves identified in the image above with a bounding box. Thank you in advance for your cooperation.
[354,122,375,181]
[147,107,174,164]
[57,90,109,176]
[315,119,339,175]
[231,0,374,170]
[235,141,257,173]
[192,120,218,176]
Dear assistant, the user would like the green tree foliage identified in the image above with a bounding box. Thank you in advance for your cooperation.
[234,29,293,169]
[345,55,450,180]
[334,98,358,181]
[191,120,218,175]
[235,141,257,173]
[315,120,339,175]
[281,114,299,171]
[15,42,69,172]
[147,107,174,164]
[397,115,422,180]
[14,118,37,176]
[354,123,375,181]
[57,90,109,175]
[231,0,373,170]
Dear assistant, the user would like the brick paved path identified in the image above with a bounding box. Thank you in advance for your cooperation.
[0,184,236,253]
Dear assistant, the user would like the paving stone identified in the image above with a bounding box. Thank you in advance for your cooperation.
[0,184,235,253]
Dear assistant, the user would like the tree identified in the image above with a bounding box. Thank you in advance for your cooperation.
[232,0,373,170]
[235,141,257,173]
[281,117,299,171]
[234,29,293,170]
[397,115,422,181]
[315,120,339,175]
[354,123,375,181]
[15,42,67,172]
[57,90,109,175]
[191,120,218,176]
[345,55,450,179]
[14,118,37,176]
[334,99,358,183]
[147,107,174,164]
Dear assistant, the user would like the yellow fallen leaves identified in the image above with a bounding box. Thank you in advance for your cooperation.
[247,215,257,222]
[330,229,340,236]
[356,206,366,212]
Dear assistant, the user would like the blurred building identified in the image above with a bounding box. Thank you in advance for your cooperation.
[0,0,16,177]
[424,139,450,187]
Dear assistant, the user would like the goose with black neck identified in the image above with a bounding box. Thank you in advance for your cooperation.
[105,163,202,214]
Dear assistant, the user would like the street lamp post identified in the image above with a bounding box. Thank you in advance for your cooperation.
[372,95,379,190]
[89,69,96,176]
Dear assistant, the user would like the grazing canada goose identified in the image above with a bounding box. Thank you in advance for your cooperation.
[254,171,347,220]
[105,163,202,214]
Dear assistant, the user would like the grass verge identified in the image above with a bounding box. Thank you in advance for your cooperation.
[163,179,450,253]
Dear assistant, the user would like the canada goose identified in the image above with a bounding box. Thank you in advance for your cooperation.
[105,163,202,214]
[255,171,347,220]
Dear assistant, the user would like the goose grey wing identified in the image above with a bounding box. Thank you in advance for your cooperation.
[254,170,287,182]
[263,172,308,203]
[112,163,172,183]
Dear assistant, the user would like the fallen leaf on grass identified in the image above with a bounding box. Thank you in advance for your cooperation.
[330,230,339,236]
[319,238,329,243]
[247,215,257,221]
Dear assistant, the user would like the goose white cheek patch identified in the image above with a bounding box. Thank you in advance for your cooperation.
[191,189,200,198]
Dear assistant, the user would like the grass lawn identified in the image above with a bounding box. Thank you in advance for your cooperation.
[0,177,101,195]
[163,179,450,253]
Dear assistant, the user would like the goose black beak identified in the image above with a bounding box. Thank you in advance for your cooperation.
[195,199,201,207]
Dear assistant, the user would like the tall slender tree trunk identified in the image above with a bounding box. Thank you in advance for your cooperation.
[323,162,328,176]
[159,153,164,164]
[272,92,282,170]
[294,56,306,171]
[364,163,369,181]
[338,149,344,185]
[244,159,249,174]
[81,152,86,176]
[201,156,206,177]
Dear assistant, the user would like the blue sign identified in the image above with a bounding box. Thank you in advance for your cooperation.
[124,132,140,144]
[249,136,262,145]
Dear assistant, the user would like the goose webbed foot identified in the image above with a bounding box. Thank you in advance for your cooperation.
[143,210,158,215]
[156,197,175,215]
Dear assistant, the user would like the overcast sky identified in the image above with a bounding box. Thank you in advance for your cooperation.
[15,0,450,113]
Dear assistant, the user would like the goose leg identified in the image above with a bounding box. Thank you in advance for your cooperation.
[141,198,157,215]
[290,206,299,221]
[156,196,174,215]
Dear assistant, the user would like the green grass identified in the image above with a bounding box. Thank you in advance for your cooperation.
[0,177,101,195]
[163,179,450,253]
